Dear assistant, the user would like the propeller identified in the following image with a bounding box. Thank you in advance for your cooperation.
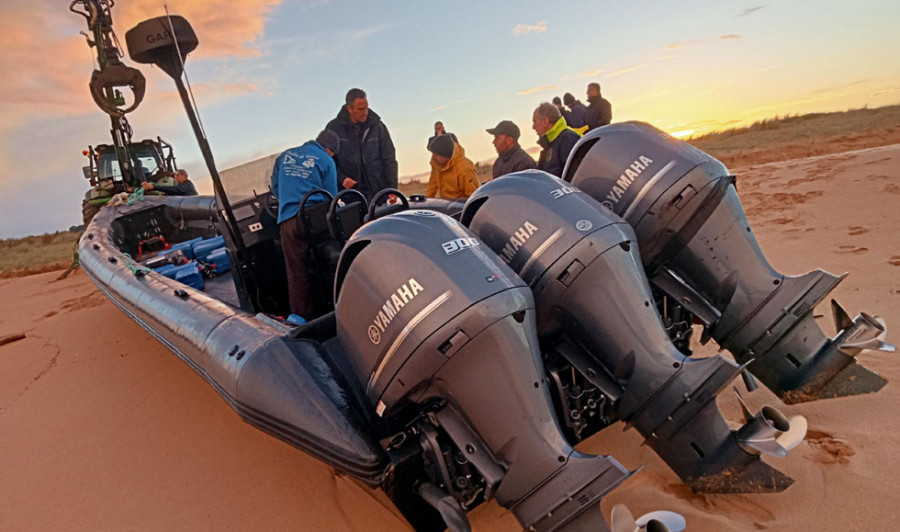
[831,300,895,356]
[734,387,807,457]
[611,504,686,532]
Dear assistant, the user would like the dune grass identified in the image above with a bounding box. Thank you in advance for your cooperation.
[0,231,81,279]
[688,104,900,168]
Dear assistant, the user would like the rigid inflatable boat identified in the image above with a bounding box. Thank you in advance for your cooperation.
[75,9,893,532]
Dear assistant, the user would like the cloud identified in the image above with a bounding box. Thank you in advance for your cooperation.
[114,0,282,59]
[738,5,765,17]
[809,79,871,95]
[755,64,786,73]
[259,24,391,68]
[0,0,280,133]
[666,35,740,51]
[512,21,548,36]
[872,87,900,97]
[666,41,695,51]
[156,82,260,107]
[431,105,447,111]
[573,68,603,79]
[517,84,558,96]
[607,65,645,78]
[0,0,281,225]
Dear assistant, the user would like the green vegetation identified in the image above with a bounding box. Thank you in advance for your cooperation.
[0,228,82,279]
[688,104,900,168]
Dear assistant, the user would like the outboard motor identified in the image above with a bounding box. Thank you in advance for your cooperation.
[461,171,805,492]
[563,122,893,403]
[334,210,635,532]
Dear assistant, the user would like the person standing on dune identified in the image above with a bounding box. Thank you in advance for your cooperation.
[585,82,612,130]
[427,121,458,150]
[564,92,588,129]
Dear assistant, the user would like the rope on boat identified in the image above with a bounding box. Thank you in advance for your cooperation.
[126,187,144,205]
[121,253,151,277]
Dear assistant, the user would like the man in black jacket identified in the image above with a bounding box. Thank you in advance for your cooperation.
[486,120,537,179]
[325,88,398,201]
[141,169,197,196]
[585,82,612,131]
[563,93,588,129]
[533,103,581,178]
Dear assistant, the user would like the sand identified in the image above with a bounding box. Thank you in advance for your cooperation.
[1,145,898,531]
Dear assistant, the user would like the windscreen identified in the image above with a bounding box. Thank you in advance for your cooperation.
[218,152,279,203]
[97,145,163,182]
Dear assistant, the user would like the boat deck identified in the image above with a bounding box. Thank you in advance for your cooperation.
[203,270,240,308]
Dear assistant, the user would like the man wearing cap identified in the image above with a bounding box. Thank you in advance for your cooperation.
[563,92,588,129]
[270,130,340,318]
[487,120,537,179]
[533,102,583,178]
[325,88,398,201]
[425,135,479,200]
[585,82,612,130]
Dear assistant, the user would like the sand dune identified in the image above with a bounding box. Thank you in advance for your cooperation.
[1,145,898,531]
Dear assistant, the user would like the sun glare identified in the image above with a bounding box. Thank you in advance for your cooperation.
[670,129,695,139]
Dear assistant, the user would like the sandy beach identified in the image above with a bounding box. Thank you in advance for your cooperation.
[1,145,898,531]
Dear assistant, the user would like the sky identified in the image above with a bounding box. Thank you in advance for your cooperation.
[2,0,899,238]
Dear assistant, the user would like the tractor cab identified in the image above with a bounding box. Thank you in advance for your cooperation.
[83,138,176,188]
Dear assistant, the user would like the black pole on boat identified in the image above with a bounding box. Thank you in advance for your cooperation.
[123,15,248,256]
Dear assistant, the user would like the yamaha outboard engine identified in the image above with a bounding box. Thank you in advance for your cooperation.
[563,122,893,403]
[334,210,635,532]
[461,171,805,492]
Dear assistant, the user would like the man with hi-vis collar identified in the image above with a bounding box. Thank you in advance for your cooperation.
[532,102,582,178]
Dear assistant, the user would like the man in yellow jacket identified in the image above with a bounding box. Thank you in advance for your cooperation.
[425,135,480,200]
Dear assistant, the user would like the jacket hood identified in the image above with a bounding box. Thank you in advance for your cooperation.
[334,105,383,127]
[301,140,328,155]
[430,143,467,171]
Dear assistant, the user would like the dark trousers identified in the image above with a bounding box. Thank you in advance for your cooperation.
[280,216,311,318]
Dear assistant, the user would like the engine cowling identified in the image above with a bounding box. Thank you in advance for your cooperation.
[562,121,888,403]
[334,210,633,531]
[462,170,801,493]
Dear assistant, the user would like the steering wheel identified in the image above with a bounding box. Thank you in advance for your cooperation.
[299,189,334,219]
[263,192,280,220]
[366,188,409,222]
[328,189,368,239]
[329,189,368,212]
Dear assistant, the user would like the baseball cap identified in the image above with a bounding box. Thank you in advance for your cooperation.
[485,120,520,140]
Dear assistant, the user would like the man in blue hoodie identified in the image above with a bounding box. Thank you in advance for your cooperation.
[271,130,340,318]
[326,88,398,201]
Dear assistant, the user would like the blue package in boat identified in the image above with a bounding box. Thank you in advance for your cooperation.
[174,262,204,290]
[192,235,226,261]
[154,263,178,277]
[206,247,231,274]
[168,237,203,259]
[157,261,198,281]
